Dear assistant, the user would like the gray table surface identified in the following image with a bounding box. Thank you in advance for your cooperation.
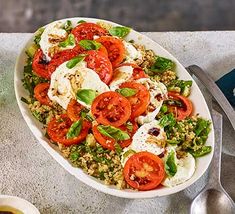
[0,32,234,214]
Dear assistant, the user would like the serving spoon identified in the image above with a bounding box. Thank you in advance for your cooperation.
[190,110,235,214]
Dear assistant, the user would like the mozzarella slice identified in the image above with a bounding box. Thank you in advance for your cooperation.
[162,151,196,187]
[129,120,166,155]
[136,78,168,124]
[109,65,134,91]
[40,21,75,61]
[123,41,142,63]
[48,61,109,109]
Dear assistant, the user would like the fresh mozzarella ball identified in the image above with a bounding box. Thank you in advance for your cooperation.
[48,61,109,109]
[136,78,168,124]
[40,21,75,61]
[123,41,142,63]
[109,65,134,90]
[162,151,196,187]
[129,120,166,155]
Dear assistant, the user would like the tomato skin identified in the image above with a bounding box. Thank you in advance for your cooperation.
[72,23,107,42]
[123,151,165,191]
[67,99,84,122]
[91,91,131,127]
[167,92,193,120]
[96,36,125,67]
[47,48,82,76]
[34,82,51,106]
[32,49,50,79]
[85,50,113,84]
[118,63,148,80]
[119,82,150,119]
[47,114,90,146]
[92,121,138,150]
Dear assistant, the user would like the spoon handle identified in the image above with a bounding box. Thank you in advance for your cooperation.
[207,110,223,188]
[186,65,235,130]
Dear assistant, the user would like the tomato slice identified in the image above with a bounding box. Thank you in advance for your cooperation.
[96,36,125,67]
[47,114,90,146]
[67,99,84,121]
[92,121,138,150]
[32,49,50,79]
[91,91,131,127]
[34,82,51,106]
[47,48,82,76]
[119,82,150,119]
[118,63,148,80]
[123,151,165,191]
[167,92,193,120]
[85,50,113,84]
[72,23,107,42]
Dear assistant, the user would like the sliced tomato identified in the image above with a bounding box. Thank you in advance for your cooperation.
[32,49,50,79]
[72,23,107,42]
[96,36,125,67]
[91,91,131,127]
[123,151,165,191]
[47,48,82,76]
[98,45,108,56]
[47,114,90,146]
[92,124,115,150]
[119,82,150,119]
[92,121,138,150]
[34,82,51,106]
[85,50,113,84]
[67,99,84,121]
[118,63,148,80]
[167,92,193,120]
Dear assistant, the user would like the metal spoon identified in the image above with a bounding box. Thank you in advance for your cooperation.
[190,110,235,214]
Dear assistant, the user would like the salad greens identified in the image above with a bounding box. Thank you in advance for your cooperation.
[76,89,97,105]
[66,119,83,139]
[97,125,130,141]
[59,34,75,47]
[66,54,86,69]
[109,26,130,38]
[116,88,137,97]
[150,56,174,73]
[165,150,177,176]
[79,40,102,50]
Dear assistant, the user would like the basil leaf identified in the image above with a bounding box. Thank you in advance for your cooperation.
[34,27,45,46]
[59,34,75,47]
[66,119,83,139]
[151,57,174,73]
[114,143,123,155]
[109,26,131,38]
[79,40,102,50]
[76,89,97,105]
[159,113,176,128]
[165,150,177,176]
[97,125,130,141]
[125,121,133,132]
[116,88,137,97]
[77,20,86,24]
[123,149,136,159]
[63,20,73,32]
[66,54,86,69]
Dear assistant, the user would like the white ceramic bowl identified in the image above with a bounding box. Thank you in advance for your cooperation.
[0,195,40,214]
[14,17,214,198]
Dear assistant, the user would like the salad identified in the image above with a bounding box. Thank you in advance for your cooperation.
[21,19,211,191]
